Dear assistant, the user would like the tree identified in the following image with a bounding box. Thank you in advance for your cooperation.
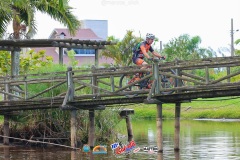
[163,34,216,61]
[0,49,53,75]
[101,30,143,67]
[0,0,80,39]
[234,39,240,56]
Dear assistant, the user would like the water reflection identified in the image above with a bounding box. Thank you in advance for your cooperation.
[157,153,163,160]
[174,151,180,160]
[0,119,240,159]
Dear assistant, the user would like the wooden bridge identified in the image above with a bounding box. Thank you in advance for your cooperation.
[1,55,240,151]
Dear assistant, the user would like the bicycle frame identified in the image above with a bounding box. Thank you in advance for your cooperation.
[119,59,178,95]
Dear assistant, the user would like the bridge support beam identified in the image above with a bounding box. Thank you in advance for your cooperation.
[174,102,181,151]
[3,79,10,145]
[120,109,134,142]
[71,110,77,148]
[3,115,10,145]
[66,66,77,148]
[126,115,133,142]
[89,109,95,149]
[156,103,163,152]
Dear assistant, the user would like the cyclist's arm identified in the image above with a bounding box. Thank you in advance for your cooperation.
[152,51,164,58]
[149,46,165,59]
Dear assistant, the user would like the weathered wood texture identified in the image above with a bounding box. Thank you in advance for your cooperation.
[0,39,114,49]
[0,56,240,112]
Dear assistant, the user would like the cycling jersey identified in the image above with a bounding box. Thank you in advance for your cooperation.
[132,41,154,64]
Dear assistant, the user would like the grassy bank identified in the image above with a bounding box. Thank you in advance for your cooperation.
[124,97,240,119]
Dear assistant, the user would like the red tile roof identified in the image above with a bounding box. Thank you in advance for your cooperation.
[50,28,102,40]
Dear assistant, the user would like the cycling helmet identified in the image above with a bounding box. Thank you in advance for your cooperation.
[146,33,155,40]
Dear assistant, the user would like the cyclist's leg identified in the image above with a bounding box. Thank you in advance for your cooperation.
[135,58,147,78]
[128,58,145,84]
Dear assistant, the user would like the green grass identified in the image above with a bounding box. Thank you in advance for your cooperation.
[123,97,240,119]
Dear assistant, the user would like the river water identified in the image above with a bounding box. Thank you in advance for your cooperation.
[1,119,240,160]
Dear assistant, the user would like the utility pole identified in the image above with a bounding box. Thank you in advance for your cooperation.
[231,18,234,57]
[160,41,162,52]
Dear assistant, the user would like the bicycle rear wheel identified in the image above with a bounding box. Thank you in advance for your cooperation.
[119,74,132,91]
[160,69,178,95]
[119,74,140,91]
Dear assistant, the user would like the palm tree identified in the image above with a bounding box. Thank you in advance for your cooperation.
[0,0,80,39]
[101,30,143,67]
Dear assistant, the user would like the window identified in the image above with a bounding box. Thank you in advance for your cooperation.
[73,49,95,56]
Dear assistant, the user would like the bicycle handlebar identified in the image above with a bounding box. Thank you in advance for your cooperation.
[147,56,165,62]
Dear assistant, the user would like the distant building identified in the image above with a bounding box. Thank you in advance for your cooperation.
[80,20,108,40]
[33,20,113,67]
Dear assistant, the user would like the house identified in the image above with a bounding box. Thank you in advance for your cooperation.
[33,20,113,67]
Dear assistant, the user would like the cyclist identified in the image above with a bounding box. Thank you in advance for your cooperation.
[130,33,166,83]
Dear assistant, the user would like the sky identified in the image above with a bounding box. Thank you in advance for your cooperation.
[21,0,240,56]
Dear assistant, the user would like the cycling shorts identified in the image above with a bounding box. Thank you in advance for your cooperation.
[135,58,144,66]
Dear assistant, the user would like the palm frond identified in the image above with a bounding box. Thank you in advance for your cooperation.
[33,0,80,35]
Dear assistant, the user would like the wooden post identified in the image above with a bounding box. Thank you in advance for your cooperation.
[3,115,9,145]
[3,79,10,145]
[110,75,115,92]
[126,115,133,142]
[175,58,183,92]
[71,110,77,148]
[205,66,209,84]
[153,59,160,94]
[174,150,180,160]
[94,49,99,68]
[174,58,181,151]
[227,67,230,83]
[4,49,20,145]
[119,109,134,142]
[4,147,10,159]
[59,47,64,65]
[153,59,164,152]
[71,151,76,160]
[157,153,163,160]
[156,103,163,152]
[88,66,97,148]
[174,102,181,151]
[67,67,77,148]
[89,109,95,149]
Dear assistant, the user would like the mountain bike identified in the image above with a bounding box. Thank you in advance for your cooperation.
[119,58,178,95]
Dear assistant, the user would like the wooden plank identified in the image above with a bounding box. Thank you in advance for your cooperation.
[27,81,66,100]
[75,81,112,93]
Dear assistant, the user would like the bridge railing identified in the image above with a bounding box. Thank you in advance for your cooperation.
[1,56,240,111]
